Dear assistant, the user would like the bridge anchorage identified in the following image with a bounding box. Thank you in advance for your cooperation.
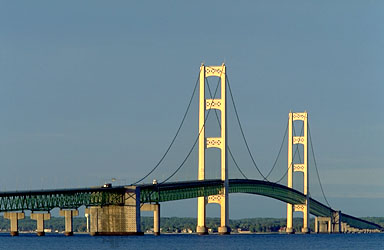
[0,64,382,236]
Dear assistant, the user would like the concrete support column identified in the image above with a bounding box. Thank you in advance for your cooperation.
[341,222,348,233]
[328,219,332,233]
[85,207,99,235]
[4,212,25,236]
[30,212,51,236]
[316,217,331,233]
[301,202,309,234]
[196,197,207,235]
[218,193,230,235]
[154,204,160,236]
[332,211,342,233]
[85,212,90,232]
[321,221,329,233]
[59,209,79,236]
[141,203,160,236]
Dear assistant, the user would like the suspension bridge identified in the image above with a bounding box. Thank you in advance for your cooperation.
[0,64,381,236]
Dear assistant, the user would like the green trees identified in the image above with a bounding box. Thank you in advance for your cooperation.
[1,216,382,233]
[0,217,87,232]
[141,217,309,233]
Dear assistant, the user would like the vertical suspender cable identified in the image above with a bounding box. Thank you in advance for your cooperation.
[265,120,289,179]
[226,75,267,180]
[308,122,331,207]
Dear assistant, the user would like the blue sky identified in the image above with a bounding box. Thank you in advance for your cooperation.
[0,1,383,218]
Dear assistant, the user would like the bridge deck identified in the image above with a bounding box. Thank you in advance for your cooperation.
[0,179,380,231]
[139,179,382,230]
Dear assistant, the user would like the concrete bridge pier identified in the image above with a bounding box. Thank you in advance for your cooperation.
[341,222,348,233]
[85,186,143,236]
[4,212,25,236]
[31,212,51,236]
[84,207,98,235]
[340,222,360,233]
[141,203,160,235]
[315,217,331,233]
[331,211,342,233]
[196,197,208,235]
[315,212,342,233]
[59,209,79,236]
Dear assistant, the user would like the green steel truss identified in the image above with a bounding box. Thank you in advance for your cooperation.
[0,179,380,230]
[139,179,382,230]
[139,180,223,203]
[0,187,125,211]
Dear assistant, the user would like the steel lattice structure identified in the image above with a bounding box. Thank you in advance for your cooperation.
[0,187,126,211]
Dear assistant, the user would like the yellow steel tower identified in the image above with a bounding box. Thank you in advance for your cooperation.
[196,64,230,235]
[286,112,310,234]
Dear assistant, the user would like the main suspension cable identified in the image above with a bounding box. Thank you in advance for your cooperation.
[308,122,331,207]
[132,70,200,185]
[206,78,248,179]
[226,75,267,180]
[161,76,221,183]
[228,147,248,179]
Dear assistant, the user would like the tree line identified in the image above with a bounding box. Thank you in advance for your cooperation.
[0,216,382,233]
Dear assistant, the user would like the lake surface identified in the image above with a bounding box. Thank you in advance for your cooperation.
[0,233,383,250]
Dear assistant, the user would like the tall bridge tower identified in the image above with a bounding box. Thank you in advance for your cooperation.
[286,111,310,233]
[197,63,230,235]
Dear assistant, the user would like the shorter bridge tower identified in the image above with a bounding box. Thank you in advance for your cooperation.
[286,111,310,234]
[197,63,230,235]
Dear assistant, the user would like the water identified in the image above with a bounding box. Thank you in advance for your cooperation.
[0,233,383,250]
